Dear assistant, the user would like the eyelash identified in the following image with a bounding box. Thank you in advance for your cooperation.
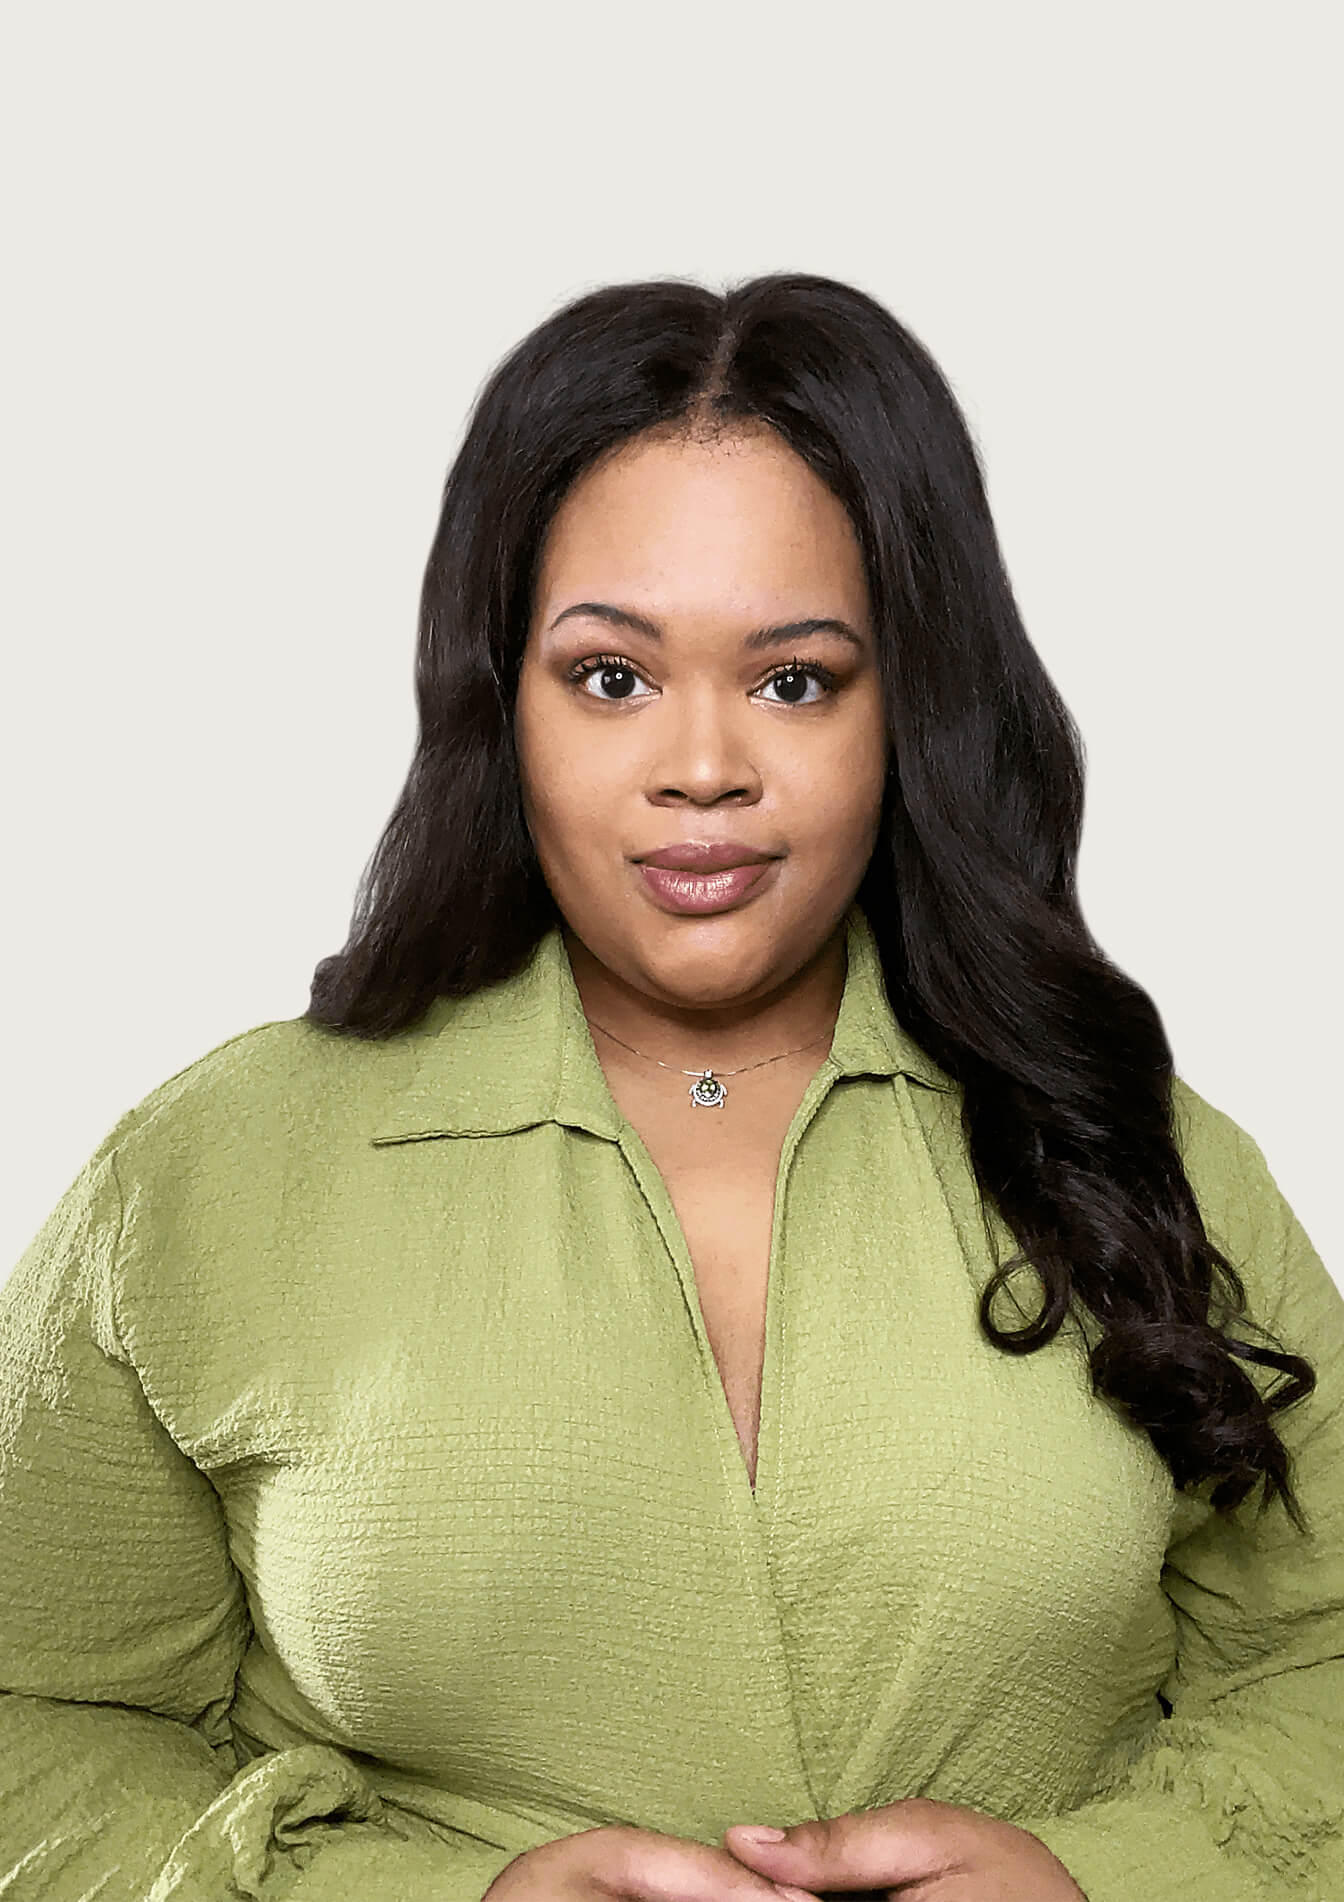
[565,652,841,707]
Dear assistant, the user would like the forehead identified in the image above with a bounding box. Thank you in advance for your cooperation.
[533,429,868,613]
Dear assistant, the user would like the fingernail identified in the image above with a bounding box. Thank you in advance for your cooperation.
[735,1826,787,1843]
[772,1886,814,1902]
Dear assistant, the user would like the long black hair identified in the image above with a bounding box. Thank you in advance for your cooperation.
[306,270,1316,1535]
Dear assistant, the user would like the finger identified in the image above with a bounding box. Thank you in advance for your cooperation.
[614,1831,821,1902]
[723,1803,955,1893]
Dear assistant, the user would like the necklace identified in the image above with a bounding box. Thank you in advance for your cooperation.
[583,1015,835,1109]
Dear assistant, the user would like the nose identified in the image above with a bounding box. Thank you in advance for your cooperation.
[644,682,763,805]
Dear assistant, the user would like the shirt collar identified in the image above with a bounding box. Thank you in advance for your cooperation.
[370,899,955,1146]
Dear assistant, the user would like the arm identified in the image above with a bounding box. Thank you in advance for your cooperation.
[0,1140,524,1901]
[1015,1093,1344,1902]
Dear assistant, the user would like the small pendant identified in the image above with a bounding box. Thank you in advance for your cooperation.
[689,1070,727,1109]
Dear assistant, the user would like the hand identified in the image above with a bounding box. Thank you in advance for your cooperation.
[722,1798,1088,1901]
[482,1821,826,1902]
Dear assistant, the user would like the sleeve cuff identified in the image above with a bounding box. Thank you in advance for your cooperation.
[149,1743,524,1901]
[1024,1797,1284,1902]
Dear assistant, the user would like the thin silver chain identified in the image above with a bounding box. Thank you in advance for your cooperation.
[584,1015,834,1078]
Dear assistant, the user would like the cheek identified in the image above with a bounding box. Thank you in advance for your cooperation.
[515,683,583,811]
[529,721,632,818]
[789,717,886,814]
[515,730,614,862]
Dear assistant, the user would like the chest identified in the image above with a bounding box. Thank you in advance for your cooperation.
[656,1148,781,1492]
[194,1086,1179,1822]
[606,1076,808,1494]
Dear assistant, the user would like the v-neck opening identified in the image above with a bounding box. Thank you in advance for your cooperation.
[614,1052,842,1522]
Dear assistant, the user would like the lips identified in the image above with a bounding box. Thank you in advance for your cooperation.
[637,843,777,872]
[636,858,777,916]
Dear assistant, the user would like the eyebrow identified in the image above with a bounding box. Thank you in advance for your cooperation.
[545,601,865,653]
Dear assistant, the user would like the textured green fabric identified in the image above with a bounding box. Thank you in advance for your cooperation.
[2,901,1340,1900]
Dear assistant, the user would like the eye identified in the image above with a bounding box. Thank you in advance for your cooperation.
[757,659,839,706]
[566,653,840,707]
[567,654,656,703]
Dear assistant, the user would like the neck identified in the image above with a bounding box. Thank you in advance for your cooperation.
[561,918,848,1074]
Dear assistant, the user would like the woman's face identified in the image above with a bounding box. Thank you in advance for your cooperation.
[514,423,888,1016]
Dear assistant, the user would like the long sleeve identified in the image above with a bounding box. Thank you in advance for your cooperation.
[1018,1106,1344,1902]
[0,1138,525,1902]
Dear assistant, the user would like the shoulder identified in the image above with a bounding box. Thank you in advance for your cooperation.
[1169,1071,1259,1227]
[14,1013,413,1334]
[1169,1072,1332,1346]
[100,1010,429,1196]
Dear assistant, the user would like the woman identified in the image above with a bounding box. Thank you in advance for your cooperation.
[2,273,1340,1902]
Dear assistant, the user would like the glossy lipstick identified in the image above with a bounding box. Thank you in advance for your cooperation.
[637,860,775,915]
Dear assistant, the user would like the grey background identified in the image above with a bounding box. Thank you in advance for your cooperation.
[2,2,1338,1285]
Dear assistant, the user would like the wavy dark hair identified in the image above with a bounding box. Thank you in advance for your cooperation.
[306,270,1316,1537]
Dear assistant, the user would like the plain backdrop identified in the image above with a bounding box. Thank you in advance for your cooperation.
[2,4,1339,1293]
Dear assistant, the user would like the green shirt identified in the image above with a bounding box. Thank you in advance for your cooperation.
[2,902,1341,1900]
